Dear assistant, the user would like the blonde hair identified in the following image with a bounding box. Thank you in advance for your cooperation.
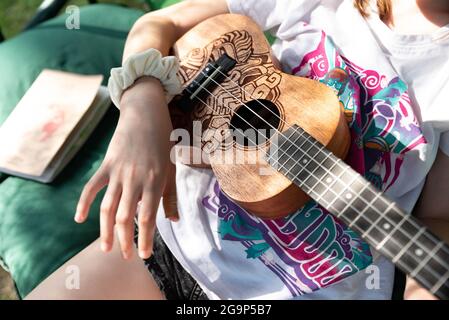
[354,0,393,24]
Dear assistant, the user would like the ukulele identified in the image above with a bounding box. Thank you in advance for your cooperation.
[168,14,449,300]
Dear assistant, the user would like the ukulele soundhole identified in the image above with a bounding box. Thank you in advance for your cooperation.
[229,99,281,147]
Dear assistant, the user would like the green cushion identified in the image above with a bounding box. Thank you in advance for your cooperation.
[0,4,144,298]
[145,0,180,10]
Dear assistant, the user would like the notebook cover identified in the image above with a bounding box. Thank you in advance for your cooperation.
[0,69,103,177]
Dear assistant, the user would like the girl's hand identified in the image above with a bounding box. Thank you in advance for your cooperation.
[74,76,178,260]
[404,278,437,300]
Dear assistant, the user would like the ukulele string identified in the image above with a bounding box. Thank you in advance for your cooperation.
[184,79,449,288]
[194,70,449,287]
[191,67,449,274]
[204,63,307,160]
[197,64,449,260]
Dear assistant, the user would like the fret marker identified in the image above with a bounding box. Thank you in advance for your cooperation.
[415,248,423,257]
[326,177,332,184]
[345,193,352,200]
[383,223,391,230]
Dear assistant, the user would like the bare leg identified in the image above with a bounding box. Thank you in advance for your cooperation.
[25,231,164,300]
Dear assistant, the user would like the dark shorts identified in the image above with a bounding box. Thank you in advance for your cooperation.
[134,226,208,300]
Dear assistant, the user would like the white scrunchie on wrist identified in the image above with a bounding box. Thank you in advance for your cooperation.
[108,48,183,109]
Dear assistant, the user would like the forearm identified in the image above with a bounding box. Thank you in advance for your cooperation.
[119,9,184,113]
[119,10,183,115]
[119,0,229,114]
[123,15,178,63]
[405,149,449,299]
[417,218,449,243]
[122,0,229,62]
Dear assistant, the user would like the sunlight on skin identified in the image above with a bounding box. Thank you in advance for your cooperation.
[25,228,164,300]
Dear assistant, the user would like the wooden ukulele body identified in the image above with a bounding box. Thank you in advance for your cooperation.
[169,14,350,219]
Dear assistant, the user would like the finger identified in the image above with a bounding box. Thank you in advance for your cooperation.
[138,188,163,259]
[115,184,140,260]
[99,181,122,253]
[75,169,108,223]
[163,160,179,222]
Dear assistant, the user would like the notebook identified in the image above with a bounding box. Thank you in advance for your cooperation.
[0,69,111,183]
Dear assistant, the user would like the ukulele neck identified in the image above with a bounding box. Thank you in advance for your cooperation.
[266,124,449,299]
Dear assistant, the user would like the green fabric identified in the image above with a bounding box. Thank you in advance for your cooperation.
[0,4,144,298]
[144,0,179,10]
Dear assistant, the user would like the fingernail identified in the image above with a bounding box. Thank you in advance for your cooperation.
[74,213,82,223]
[139,250,149,259]
[101,242,111,253]
[139,250,152,259]
[122,251,132,260]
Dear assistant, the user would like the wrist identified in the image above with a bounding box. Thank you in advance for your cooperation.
[120,76,166,114]
[118,77,172,135]
[108,48,182,109]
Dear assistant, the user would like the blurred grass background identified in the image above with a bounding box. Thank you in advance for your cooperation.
[0,0,151,300]
[0,0,149,39]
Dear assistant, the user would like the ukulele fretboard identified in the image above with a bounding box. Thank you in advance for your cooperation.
[266,124,449,299]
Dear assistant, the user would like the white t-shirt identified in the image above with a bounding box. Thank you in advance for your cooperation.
[156,0,449,299]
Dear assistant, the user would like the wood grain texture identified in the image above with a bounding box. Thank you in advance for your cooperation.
[169,14,350,219]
